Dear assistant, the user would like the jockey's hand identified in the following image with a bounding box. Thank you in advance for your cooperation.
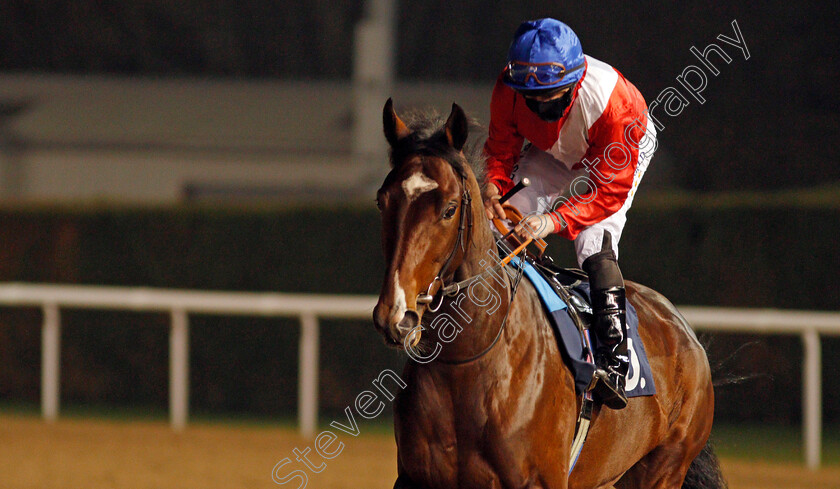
[482,184,506,220]
[514,214,554,241]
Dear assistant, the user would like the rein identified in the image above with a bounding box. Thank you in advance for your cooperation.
[435,256,524,365]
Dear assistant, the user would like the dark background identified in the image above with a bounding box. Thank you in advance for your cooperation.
[1,1,838,191]
[0,1,838,424]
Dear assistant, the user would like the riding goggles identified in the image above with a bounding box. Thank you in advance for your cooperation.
[504,61,585,87]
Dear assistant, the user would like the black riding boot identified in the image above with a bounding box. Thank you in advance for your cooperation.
[582,231,629,410]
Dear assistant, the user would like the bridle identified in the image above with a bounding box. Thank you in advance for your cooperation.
[415,176,473,312]
[415,176,532,312]
[412,176,526,365]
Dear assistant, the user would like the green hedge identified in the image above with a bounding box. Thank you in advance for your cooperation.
[0,203,837,422]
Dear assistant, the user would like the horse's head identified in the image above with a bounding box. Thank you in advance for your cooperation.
[372,99,476,347]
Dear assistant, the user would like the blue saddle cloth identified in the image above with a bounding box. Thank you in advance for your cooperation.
[517,258,656,398]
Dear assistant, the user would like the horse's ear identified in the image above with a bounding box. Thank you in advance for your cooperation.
[444,103,468,152]
[383,98,411,147]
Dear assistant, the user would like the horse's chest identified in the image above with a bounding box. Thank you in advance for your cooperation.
[396,371,559,488]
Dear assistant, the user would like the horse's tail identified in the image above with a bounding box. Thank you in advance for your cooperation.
[681,441,728,489]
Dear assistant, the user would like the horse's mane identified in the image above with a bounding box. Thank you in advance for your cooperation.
[393,107,487,191]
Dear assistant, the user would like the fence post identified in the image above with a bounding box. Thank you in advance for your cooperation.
[299,312,319,438]
[170,309,189,431]
[41,303,61,422]
[802,329,821,469]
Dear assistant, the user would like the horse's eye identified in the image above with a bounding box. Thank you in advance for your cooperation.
[442,204,457,220]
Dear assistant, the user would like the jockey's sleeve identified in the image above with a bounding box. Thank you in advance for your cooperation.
[547,99,647,240]
[484,75,523,195]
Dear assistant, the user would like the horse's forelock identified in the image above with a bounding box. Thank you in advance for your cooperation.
[390,107,487,190]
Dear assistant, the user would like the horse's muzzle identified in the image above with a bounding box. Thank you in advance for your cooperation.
[373,303,420,346]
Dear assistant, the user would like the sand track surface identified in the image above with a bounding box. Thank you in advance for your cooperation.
[0,415,838,489]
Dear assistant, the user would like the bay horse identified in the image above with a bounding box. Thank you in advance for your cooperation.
[372,100,726,489]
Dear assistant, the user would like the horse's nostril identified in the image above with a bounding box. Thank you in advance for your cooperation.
[373,303,390,333]
[397,309,420,334]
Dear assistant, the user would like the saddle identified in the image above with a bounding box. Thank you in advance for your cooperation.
[534,260,594,317]
[498,244,594,329]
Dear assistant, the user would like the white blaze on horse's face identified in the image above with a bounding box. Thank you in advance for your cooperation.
[390,270,408,330]
[401,172,439,202]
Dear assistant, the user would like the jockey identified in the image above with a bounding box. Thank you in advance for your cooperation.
[482,18,657,409]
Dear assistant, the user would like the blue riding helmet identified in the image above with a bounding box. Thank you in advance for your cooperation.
[504,18,586,92]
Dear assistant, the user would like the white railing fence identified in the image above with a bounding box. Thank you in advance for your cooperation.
[0,283,375,436]
[0,283,838,470]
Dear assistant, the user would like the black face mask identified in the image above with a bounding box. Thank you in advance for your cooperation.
[524,89,573,122]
